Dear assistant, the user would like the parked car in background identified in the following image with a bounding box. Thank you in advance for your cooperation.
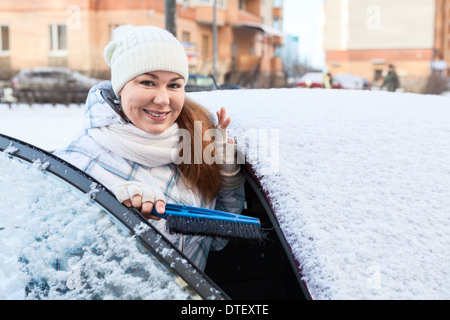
[295,72,343,89]
[185,74,218,92]
[185,74,242,92]
[333,73,372,90]
[11,67,101,104]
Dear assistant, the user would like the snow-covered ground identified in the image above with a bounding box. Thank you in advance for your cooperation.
[0,104,85,151]
[1,88,450,299]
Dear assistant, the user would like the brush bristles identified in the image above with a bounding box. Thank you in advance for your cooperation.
[165,215,265,241]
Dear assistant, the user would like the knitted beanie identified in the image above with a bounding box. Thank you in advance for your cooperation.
[104,25,189,97]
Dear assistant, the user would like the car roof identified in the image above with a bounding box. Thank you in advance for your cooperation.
[299,72,324,82]
[188,88,450,299]
[18,67,73,74]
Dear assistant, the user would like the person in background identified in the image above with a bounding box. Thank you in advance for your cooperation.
[56,25,245,271]
[323,72,333,89]
[381,64,400,92]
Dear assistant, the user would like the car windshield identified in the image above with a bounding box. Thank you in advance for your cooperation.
[188,76,214,86]
[0,149,203,299]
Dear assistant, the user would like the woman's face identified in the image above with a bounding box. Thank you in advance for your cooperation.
[119,71,185,135]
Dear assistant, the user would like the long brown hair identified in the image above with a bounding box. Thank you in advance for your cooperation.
[176,97,222,201]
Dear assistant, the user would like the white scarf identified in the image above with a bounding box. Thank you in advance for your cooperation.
[88,123,180,167]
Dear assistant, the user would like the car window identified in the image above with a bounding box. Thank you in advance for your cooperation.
[187,76,214,87]
[196,76,215,87]
[32,71,52,78]
[187,77,197,85]
[0,135,227,300]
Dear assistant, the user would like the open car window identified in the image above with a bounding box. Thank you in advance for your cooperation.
[0,134,227,300]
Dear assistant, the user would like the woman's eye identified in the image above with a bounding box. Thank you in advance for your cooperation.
[140,80,154,86]
[169,83,182,89]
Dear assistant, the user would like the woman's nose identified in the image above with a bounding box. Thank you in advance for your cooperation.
[153,87,170,106]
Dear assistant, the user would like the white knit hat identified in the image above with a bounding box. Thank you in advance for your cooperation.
[104,25,189,97]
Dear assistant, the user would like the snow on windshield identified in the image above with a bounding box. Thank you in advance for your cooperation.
[0,152,195,300]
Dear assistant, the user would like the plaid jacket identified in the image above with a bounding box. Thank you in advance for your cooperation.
[55,81,245,271]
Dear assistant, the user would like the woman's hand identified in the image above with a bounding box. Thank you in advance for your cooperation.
[111,181,165,220]
[215,107,243,187]
[216,107,235,144]
[216,107,231,130]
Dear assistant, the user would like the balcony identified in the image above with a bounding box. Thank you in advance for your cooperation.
[237,9,261,24]
[194,6,227,25]
[237,55,283,74]
[233,21,284,47]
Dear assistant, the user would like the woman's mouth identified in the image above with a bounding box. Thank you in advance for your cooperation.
[143,109,170,120]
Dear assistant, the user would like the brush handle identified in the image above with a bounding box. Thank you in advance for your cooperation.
[151,203,261,227]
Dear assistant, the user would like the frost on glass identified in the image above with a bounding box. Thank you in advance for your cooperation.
[0,152,199,300]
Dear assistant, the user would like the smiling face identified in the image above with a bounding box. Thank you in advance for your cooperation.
[119,71,186,135]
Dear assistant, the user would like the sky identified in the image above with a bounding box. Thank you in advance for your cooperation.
[282,0,325,69]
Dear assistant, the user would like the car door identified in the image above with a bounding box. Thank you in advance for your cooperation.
[204,164,311,300]
[0,133,227,300]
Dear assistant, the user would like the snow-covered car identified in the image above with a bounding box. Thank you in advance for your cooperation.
[190,88,450,300]
[11,67,101,104]
[1,87,450,300]
[333,73,372,90]
[185,74,242,92]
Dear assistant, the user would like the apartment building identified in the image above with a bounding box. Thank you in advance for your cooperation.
[0,0,285,87]
[323,0,449,91]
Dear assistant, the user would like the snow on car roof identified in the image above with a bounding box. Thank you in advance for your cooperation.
[299,72,324,82]
[189,88,450,299]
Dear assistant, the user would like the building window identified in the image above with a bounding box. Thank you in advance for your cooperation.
[0,26,10,54]
[374,69,383,81]
[182,31,191,43]
[49,24,67,55]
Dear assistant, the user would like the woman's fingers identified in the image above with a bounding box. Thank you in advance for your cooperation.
[141,201,155,219]
[131,194,142,209]
[148,200,165,219]
[216,107,231,130]
[123,195,165,221]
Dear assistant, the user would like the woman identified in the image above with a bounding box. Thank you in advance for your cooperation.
[56,25,245,271]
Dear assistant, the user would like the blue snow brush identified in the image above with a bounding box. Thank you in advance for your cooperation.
[150,203,265,241]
